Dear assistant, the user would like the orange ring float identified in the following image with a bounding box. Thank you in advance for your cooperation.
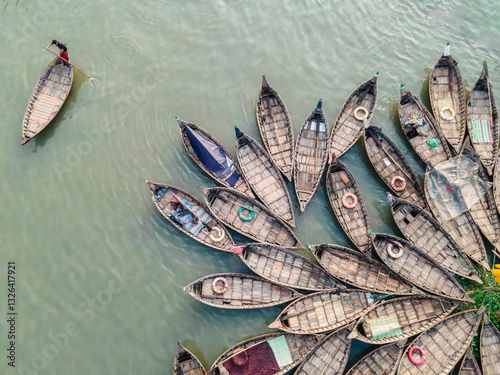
[212,277,229,294]
[342,192,358,208]
[391,176,406,192]
[408,346,426,365]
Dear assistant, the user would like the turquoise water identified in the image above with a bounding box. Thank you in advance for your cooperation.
[1,0,500,373]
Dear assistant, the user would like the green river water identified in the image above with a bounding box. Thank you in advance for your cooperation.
[1,0,500,374]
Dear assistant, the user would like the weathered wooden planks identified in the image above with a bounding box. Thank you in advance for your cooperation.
[22,57,73,145]
[344,340,406,375]
[480,313,500,375]
[174,343,206,375]
[293,100,329,212]
[199,186,303,249]
[325,154,371,252]
[235,126,295,227]
[330,73,378,157]
[458,347,482,375]
[144,180,234,252]
[429,43,467,154]
[177,118,254,198]
[256,75,294,181]
[232,243,342,291]
[183,273,301,309]
[399,83,451,165]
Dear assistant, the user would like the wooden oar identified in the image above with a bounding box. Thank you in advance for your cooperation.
[44,46,97,83]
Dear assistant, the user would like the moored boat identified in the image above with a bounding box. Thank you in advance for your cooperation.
[467,61,499,176]
[344,340,406,375]
[182,273,301,309]
[256,75,294,181]
[458,347,482,375]
[325,153,371,252]
[293,100,329,212]
[372,233,473,302]
[230,243,342,291]
[397,308,485,375]
[235,126,295,227]
[177,118,254,198]
[348,295,457,345]
[364,124,428,210]
[390,197,482,283]
[429,42,467,153]
[480,313,500,375]
[209,332,323,375]
[399,83,451,165]
[309,243,416,295]
[22,56,73,145]
[330,73,378,157]
[173,343,205,375]
[199,186,303,249]
[144,180,234,252]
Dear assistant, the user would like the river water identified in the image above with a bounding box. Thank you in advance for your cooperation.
[1,0,500,373]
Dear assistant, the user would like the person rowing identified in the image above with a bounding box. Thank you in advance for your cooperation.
[50,40,70,66]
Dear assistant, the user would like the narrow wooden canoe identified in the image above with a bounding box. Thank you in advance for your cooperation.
[174,343,205,375]
[458,347,482,375]
[268,289,378,334]
[231,243,342,291]
[293,325,352,375]
[344,340,406,375]
[429,43,467,154]
[235,126,295,227]
[209,332,324,375]
[199,186,303,249]
[256,75,294,181]
[309,244,416,295]
[494,150,500,221]
[397,308,485,375]
[22,57,73,145]
[293,100,329,212]
[364,125,428,210]
[424,164,490,270]
[330,73,378,157]
[348,295,457,345]
[390,197,482,283]
[399,83,451,165]
[480,313,500,375]
[183,273,301,309]
[144,180,234,252]
[467,61,499,176]
[325,153,371,252]
[372,233,473,302]
[177,118,254,198]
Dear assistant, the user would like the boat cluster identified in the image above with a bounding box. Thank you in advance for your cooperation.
[151,43,500,375]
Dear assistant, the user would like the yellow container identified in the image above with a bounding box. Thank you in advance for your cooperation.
[492,269,500,277]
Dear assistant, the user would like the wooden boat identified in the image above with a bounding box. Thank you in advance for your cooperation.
[494,151,500,219]
[22,57,73,145]
[293,325,352,375]
[144,180,234,252]
[458,347,482,375]
[424,164,490,270]
[348,295,457,345]
[364,125,428,210]
[182,273,301,309]
[372,233,473,302]
[235,126,295,227]
[208,332,323,375]
[268,289,378,334]
[399,83,451,165]
[397,307,485,375]
[467,61,499,176]
[293,100,329,212]
[480,313,500,375]
[325,153,371,252]
[174,343,206,375]
[344,340,406,375]
[330,73,378,157]
[177,118,254,198]
[231,243,342,291]
[199,186,303,249]
[256,75,294,181]
[309,243,416,295]
[390,197,482,283]
[429,42,467,154]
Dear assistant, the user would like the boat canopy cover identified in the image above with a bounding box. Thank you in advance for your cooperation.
[185,124,234,179]
[425,151,491,222]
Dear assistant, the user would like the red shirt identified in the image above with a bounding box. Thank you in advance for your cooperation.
[59,50,69,63]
